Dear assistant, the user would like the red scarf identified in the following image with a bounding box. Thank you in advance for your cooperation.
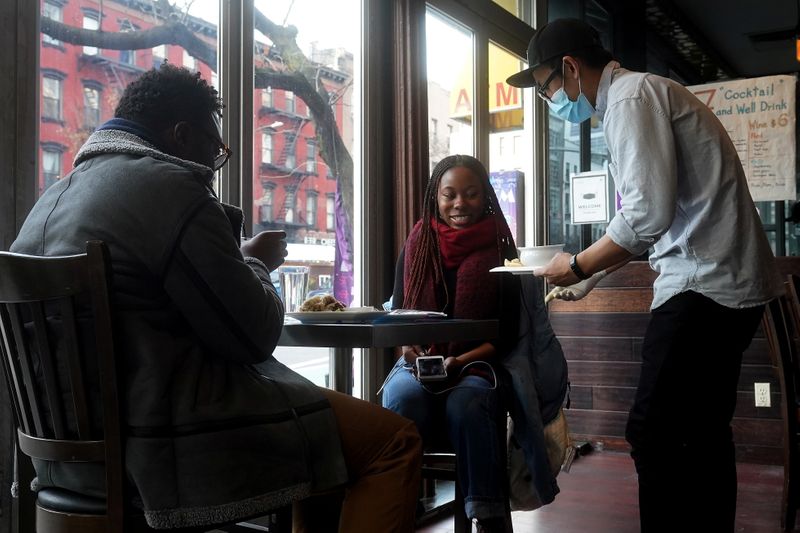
[433,216,499,270]
[403,214,514,357]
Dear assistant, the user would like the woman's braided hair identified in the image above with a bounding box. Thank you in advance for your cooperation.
[404,154,516,310]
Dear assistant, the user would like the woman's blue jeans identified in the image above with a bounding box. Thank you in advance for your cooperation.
[381,359,506,520]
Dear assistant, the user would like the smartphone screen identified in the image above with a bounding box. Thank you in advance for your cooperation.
[416,356,446,380]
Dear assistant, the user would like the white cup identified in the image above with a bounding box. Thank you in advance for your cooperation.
[278,266,309,312]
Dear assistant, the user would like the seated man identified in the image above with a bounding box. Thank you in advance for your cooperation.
[11,64,421,532]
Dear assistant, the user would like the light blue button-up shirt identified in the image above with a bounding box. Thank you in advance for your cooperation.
[596,61,783,309]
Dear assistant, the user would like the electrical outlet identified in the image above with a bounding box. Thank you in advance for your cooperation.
[754,383,771,407]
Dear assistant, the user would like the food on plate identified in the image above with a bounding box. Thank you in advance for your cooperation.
[299,294,346,312]
[504,258,524,268]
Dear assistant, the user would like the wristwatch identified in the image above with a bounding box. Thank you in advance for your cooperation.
[569,254,590,280]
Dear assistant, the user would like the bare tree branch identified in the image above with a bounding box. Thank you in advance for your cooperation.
[41,18,217,68]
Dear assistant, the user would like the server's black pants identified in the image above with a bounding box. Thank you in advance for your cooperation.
[625,291,764,532]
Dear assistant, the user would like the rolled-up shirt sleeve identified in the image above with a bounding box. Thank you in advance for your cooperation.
[605,87,678,256]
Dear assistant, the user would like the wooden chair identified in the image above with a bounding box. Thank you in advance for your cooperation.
[0,241,289,533]
[419,451,469,531]
[762,286,799,531]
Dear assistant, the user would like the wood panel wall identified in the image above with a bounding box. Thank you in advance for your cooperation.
[549,259,800,465]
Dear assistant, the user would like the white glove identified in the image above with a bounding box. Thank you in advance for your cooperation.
[545,270,607,303]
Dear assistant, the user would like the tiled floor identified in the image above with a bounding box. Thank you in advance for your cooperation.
[417,451,786,533]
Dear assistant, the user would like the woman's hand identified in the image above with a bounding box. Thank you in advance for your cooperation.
[402,345,426,365]
[443,356,463,376]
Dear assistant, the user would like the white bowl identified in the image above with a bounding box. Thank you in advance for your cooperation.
[518,244,564,267]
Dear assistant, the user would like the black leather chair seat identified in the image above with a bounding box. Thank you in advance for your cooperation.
[37,487,107,514]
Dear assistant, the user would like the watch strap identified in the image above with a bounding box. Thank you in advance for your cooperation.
[569,254,590,280]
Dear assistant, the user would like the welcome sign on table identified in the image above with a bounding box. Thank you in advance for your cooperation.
[688,74,796,202]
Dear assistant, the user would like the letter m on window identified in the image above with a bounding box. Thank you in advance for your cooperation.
[495,82,519,111]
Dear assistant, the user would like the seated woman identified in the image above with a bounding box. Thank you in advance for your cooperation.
[382,154,519,533]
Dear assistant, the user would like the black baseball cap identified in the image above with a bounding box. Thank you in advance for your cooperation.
[506,18,604,88]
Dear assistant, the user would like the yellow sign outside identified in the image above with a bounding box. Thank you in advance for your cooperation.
[449,43,524,129]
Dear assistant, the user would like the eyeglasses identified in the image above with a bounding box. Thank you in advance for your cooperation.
[536,68,561,102]
[198,127,233,171]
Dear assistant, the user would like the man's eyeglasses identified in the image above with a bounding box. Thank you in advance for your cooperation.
[198,127,233,171]
[536,68,561,102]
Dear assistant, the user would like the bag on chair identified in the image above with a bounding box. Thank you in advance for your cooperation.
[507,408,572,511]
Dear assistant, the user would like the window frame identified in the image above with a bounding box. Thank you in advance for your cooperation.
[261,131,273,164]
[42,1,62,46]
[41,143,64,191]
[326,193,335,231]
[82,84,102,130]
[81,9,100,56]
[285,91,295,114]
[306,190,318,227]
[41,72,64,122]
[306,140,316,173]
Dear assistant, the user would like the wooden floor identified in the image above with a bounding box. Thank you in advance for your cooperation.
[417,451,787,533]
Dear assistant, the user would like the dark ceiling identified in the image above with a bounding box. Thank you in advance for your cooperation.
[669,0,799,78]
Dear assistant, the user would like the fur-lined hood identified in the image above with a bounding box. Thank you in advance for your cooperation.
[75,127,215,182]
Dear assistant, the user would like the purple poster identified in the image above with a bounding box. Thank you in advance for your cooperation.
[333,181,353,306]
[489,170,524,243]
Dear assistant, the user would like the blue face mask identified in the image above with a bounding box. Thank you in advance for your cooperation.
[546,63,595,123]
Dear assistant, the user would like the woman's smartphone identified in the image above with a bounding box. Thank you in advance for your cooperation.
[415,355,447,382]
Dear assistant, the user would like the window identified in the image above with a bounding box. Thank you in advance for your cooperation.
[152,45,167,68]
[326,194,335,231]
[42,75,62,121]
[306,191,318,227]
[28,0,367,393]
[41,145,63,191]
[262,86,272,108]
[491,0,521,19]
[306,141,316,172]
[259,186,274,223]
[425,3,533,246]
[546,2,612,252]
[183,49,195,70]
[82,12,99,56]
[284,187,296,223]
[285,91,295,114]
[426,8,474,172]
[119,20,137,65]
[42,1,62,46]
[261,132,273,164]
[284,134,296,170]
[83,85,101,129]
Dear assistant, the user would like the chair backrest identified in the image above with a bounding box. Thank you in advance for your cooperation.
[0,241,124,528]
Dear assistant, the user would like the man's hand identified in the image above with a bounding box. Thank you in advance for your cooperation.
[533,252,580,286]
[241,230,287,272]
[545,270,608,303]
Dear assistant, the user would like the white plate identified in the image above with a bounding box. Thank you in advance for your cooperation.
[489,265,543,276]
[287,308,388,323]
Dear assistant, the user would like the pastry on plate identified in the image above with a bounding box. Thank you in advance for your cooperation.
[299,294,346,312]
